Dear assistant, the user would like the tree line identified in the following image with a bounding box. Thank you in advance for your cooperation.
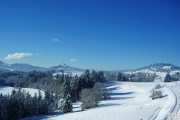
[0,89,53,120]
[105,71,180,82]
[0,69,109,119]
[105,72,157,82]
[164,72,180,82]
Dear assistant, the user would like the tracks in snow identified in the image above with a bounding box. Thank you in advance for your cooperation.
[165,86,180,120]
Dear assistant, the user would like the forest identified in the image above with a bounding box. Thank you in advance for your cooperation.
[0,70,109,120]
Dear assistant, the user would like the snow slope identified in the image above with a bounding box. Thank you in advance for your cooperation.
[0,84,44,97]
[164,81,180,120]
[125,69,180,82]
[25,82,173,120]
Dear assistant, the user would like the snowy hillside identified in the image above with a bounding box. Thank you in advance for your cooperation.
[124,63,180,81]
[24,81,177,120]
[0,84,44,97]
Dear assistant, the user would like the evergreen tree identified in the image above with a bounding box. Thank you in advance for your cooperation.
[24,92,33,116]
[117,72,123,81]
[78,76,86,90]
[0,95,8,120]
[104,72,116,81]
[91,70,98,83]
[84,70,94,88]
[44,90,54,107]
[62,77,71,98]
[58,94,72,113]
[117,72,126,81]
[164,73,171,82]
[32,93,38,115]
[56,71,65,84]
[70,76,78,102]
[77,77,83,97]
[38,89,42,101]
[8,90,24,120]
[98,71,105,82]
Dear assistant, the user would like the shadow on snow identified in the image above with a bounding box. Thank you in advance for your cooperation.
[110,96,134,101]
[110,92,134,96]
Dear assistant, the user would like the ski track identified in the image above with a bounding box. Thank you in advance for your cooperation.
[165,84,180,120]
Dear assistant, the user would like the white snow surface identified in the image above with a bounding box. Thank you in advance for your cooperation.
[162,66,171,70]
[24,82,176,120]
[0,84,44,97]
[170,70,180,75]
[124,69,180,82]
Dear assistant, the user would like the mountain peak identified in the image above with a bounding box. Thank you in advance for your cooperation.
[56,63,67,67]
[60,63,67,66]
[136,63,180,72]
[150,63,173,67]
[51,63,83,72]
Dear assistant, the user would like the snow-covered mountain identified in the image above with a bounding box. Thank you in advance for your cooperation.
[0,61,84,74]
[0,61,11,71]
[50,63,84,76]
[0,61,48,72]
[1,61,180,79]
[10,63,48,72]
[124,63,180,81]
[136,63,180,72]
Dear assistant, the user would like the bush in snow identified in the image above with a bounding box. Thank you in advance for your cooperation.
[150,90,162,99]
[58,94,73,113]
[155,84,162,89]
[93,82,110,100]
[80,82,109,110]
[80,89,98,110]
[150,84,162,93]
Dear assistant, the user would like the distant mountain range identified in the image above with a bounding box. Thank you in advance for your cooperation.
[0,61,48,72]
[1,61,180,79]
[50,63,84,76]
[135,63,180,73]
[0,61,84,73]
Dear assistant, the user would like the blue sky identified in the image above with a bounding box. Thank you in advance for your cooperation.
[0,0,180,70]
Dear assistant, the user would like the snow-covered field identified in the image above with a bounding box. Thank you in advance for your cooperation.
[1,81,180,120]
[0,84,45,97]
[23,81,179,120]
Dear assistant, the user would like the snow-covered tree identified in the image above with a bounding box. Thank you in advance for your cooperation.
[70,77,78,102]
[60,77,71,98]
[84,70,94,88]
[0,94,8,120]
[58,94,72,113]
[150,90,162,99]
[164,73,171,82]
[80,89,98,110]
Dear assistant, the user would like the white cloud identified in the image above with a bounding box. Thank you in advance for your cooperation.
[52,38,59,42]
[70,59,78,63]
[4,53,33,60]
